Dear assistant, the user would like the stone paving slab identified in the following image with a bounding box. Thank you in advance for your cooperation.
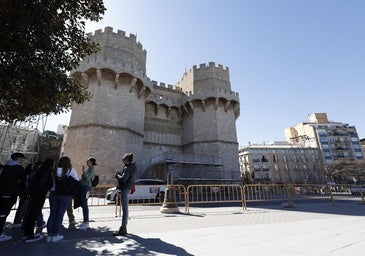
[0,200,364,255]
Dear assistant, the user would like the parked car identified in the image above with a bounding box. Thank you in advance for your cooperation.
[106,179,166,203]
[350,185,365,196]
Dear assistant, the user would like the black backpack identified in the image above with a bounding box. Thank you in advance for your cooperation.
[91,175,99,187]
[28,171,53,195]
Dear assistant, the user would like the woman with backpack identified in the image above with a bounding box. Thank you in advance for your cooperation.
[47,156,79,242]
[78,157,97,230]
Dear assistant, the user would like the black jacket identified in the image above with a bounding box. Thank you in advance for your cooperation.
[115,162,136,190]
[0,160,26,197]
[28,170,53,197]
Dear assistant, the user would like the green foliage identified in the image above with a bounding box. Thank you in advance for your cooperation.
[0,0,106,122]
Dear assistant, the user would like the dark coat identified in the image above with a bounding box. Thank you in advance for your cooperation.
[0,161,26,197]
[115,162,136,190]
[27,170,53,197]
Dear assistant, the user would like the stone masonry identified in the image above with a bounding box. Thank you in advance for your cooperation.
[62,27,241,183]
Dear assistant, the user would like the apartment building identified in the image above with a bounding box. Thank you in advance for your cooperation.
[285,113,364,164]
[239,141,325,184]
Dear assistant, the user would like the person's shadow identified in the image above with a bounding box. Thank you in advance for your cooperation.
[0,225,194,256]
[115,233,194,256]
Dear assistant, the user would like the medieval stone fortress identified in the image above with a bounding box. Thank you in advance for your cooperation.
[61,27,241,183]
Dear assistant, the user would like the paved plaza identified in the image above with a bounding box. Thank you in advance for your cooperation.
[0,200,364,255]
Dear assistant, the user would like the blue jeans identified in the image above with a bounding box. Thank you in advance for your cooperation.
[120,189,130,228]
[47,191,71,236]
[80,184,91,222]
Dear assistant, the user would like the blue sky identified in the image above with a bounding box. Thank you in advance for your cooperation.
[47,0,365,147]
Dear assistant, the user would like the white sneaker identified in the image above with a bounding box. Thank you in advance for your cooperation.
[79,222,89,230]
[0,234,12,242]
[46,235,52,242]
[51,234,64,242]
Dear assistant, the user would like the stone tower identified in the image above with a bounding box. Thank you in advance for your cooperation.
[63,27,152,178]
[62,27,240,182]
[177,63,240,180]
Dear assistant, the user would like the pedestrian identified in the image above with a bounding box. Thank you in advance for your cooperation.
[46,156,79,242]
[67,199,76,225]
[12,163,32,228]
[78,157,97,230]
[22,159,54,242]
[27,161,47,230]
[18,161,47,230]
[0,152,27,242]
[114,153,136,236]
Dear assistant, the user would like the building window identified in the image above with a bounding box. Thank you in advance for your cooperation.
[292,155,297,163]
[282,155,287,163]
[274,164,279,172]
[284,164,288,171]
[320,137,328,143]
[273,155,278,162]
[254,163,261,171]
[253,155,260,162]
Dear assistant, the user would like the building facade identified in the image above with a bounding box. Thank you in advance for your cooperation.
[62,27,241,183]
[239,141,325,184]
[285,113,364,164]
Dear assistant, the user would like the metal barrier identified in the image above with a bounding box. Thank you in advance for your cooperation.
[89,184,115,207]
[287,184,331,203]
[185,184,244,213]
[326,184,364,205]
[286,183,365,205]
[170,184,188,205]
[242,184,294,209]
[11,183,365,215]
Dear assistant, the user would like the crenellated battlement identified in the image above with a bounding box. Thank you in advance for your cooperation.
[194,62,229,72]
[177,62,231,94]
[81,27,147,76]
[151,80,183,92]
[88,26,145,53]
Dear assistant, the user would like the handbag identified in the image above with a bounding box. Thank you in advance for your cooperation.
[55,171,79,196]
[91,175,99,187]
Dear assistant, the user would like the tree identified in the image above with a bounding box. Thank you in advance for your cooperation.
[0,0,106,122]
[325,160,365,184]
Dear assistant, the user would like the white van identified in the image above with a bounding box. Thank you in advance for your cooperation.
[106,179,166,203]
